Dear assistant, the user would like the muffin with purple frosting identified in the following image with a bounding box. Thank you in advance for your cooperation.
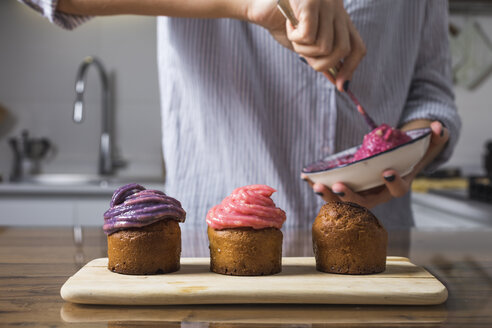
[103,183,186,275]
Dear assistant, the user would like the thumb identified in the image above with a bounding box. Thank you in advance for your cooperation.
[412,121,448,175]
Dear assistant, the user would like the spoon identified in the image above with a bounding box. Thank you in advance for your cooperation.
[277,0,378,130]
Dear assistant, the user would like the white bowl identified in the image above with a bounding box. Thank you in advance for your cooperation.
[302,128,432,192]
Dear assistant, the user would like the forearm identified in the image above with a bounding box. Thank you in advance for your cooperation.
[57,0,248,20]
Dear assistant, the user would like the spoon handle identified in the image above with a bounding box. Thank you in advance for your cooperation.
[346,90,378,130]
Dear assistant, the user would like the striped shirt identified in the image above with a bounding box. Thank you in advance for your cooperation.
[21,1,461,246]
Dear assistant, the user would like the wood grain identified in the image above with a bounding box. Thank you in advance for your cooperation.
[61,302,448,325]
[60,257,447,305]
[1,227,492,327]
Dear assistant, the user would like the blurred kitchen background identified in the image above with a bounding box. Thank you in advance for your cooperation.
[0,0,491,227]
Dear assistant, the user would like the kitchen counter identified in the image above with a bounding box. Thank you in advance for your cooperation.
[0,226,491,327]
[412,191,492,228]
[2,174,491,228]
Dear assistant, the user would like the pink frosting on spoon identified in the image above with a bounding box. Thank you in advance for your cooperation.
[206,184,286,230]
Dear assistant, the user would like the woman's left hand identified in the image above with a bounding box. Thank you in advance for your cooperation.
[302,121,449,208]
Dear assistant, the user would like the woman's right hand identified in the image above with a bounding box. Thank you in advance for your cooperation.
[246,0,366,91]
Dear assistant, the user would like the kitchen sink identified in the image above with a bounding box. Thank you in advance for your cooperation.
[10,174,164,188]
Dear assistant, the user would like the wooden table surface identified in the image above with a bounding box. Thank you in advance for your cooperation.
[0,226,491,327]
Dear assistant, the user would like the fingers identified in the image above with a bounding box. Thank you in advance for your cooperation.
[287,0,320,44]
[313,182,340,202]
[300,173,314,188]
[301,173,402,209]
[301,173,339,203]
[427,121,448,151]
[286,0,365,87]
[290,6,332,56]
[304,16,351,75]
[430,121,449,146]
[332,182,393,209]
[381,170,409,198]
[411,121,449,175]
[331,183,365,205]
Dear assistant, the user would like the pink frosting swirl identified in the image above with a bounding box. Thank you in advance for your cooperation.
[206,185,286,230]
[353,123,411,161]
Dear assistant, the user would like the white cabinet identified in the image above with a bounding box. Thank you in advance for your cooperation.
[0,193,109,226]
[0,182,163,226]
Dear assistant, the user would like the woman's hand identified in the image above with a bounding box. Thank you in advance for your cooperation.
[247,0,366,91]
[302,121,449,208]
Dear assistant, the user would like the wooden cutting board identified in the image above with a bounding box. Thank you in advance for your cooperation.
[61,302,448,325]
[60,257,447,305]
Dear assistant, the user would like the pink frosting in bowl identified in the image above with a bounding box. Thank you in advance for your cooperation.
[352,123,411,162]
[206,184,286,230]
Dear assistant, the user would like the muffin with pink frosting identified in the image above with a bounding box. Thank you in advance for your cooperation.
[206,184,286,276]
[104,183,186,275]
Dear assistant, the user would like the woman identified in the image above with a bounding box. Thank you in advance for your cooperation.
[21,0,460,237]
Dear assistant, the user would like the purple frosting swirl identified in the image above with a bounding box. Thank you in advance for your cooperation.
[103,183,186,235]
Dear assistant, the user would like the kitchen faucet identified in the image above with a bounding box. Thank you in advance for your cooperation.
[73,56,123,175]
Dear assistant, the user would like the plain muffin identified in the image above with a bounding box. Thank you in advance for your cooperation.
[312,201,387,274]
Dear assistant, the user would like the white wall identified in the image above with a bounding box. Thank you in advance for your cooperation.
[447,15,492,175]
[0,1,163,180]
[0,2,491,181]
